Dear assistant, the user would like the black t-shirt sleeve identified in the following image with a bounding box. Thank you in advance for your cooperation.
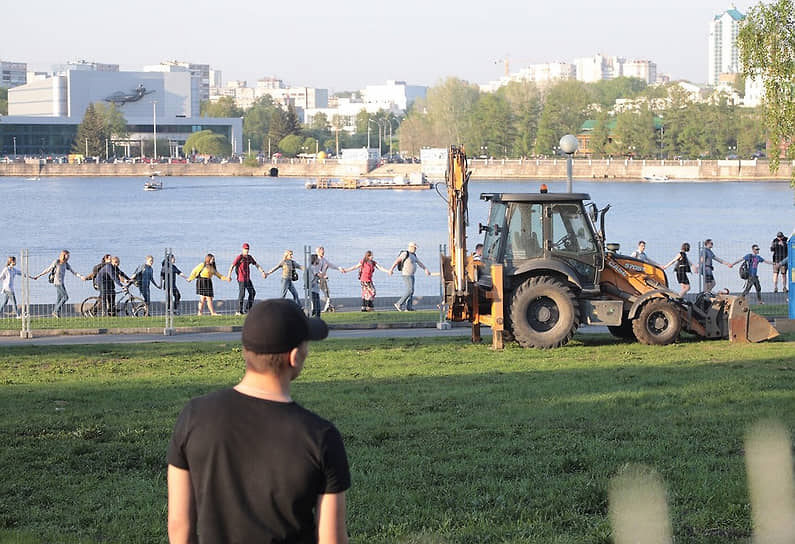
[166,403,192,469]
[321,425,351,494]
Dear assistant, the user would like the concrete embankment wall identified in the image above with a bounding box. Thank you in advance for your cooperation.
[1,159,793,180]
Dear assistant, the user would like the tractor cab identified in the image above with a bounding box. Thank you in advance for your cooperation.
[478,191,604,292]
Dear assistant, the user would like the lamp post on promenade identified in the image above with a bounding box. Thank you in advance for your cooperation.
[12,136,16,158]
[152,101,158,161]
[559,134,579,193]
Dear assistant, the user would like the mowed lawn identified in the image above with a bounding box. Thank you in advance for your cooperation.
[0,333,793,543]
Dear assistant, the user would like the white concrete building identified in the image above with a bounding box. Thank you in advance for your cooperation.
[144,60,211,112]
[744,76,764,107]
[1,60,28,88]
[708,5,745,86]
[362,80,427,112]
[479,62,575,92]
[3,69,241,155]
[622,60,658,85]
[574,54,625,82]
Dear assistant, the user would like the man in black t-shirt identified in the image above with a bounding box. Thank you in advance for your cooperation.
[167,299,350,544]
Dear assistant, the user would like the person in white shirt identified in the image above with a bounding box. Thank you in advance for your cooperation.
[0,256,23,318]
[315,246,342,312]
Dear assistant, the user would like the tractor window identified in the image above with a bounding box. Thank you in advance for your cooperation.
[505,203,543,260]
[550,204,596,255]
[482,202,507,261]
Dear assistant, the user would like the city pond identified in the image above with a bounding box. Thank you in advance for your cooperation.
[3,175,793,303]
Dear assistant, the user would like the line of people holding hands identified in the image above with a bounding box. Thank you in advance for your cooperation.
[7,241,433,317]
[630,231,789,303]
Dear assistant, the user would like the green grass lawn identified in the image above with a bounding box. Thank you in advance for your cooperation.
[0,333,793,543]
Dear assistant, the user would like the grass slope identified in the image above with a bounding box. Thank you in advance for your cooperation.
[0,333,793,543]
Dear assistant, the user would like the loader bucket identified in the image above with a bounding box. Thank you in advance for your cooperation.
[727,296,779,343]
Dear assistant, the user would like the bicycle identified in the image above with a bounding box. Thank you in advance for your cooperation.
[80,286,149,317]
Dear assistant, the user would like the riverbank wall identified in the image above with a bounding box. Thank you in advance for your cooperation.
[1,158,793,181]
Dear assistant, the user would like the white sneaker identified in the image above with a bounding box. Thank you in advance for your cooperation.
[393,303,402,312]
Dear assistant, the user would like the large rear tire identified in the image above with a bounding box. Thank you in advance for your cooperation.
[509,277,580,349]
[632,298,681,345]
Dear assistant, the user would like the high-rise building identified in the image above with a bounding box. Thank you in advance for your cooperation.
[708,4,745,86]
[622,60,658,85]
[145,61,211,106]
[574,54,624,83]
[0,60,28,88]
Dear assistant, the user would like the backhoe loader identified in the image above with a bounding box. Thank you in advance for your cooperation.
[440,146,779,349]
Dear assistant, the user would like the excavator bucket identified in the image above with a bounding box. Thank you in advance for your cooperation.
[727,296,780,343]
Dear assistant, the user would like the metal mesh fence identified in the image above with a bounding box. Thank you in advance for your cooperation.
[2,236,790,336]
[3,243,449,334]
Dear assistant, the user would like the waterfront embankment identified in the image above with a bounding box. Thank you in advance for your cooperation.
[1,158,793,180]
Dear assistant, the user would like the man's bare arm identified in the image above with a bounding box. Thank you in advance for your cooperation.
[316,492,348,544]
[167,465,195,544]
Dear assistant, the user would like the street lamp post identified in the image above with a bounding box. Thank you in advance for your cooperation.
[559,134,579,193]
[152,101,158,161]
[248,138,251,156]
[12,136,16,157]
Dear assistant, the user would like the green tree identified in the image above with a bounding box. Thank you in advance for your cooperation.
[268,109,293,147]
[184,130,232,156]
[589,112,613,157]
[498,81,542,157]
[590,77,647,108]
[0,88,8,116]
[535,80,592,155]
[738,0,795,173]
[94,102,128,141]
[424,77,479,145]
[470,93,515,157]
[73,103,107,157]
[200,96,243,118]
[278,134,304,157]
[243,96,278,152]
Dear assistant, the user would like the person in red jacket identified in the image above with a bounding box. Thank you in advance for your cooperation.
[227,243,267,315]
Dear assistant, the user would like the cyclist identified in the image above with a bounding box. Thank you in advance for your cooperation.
[96,256,130,316]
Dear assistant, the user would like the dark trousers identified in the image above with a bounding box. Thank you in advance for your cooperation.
[742,275,762,301]
[167,287,181,313]
[237,280,256,313]
[311,292,321,317]
[100,289,116,316]
[140,286,151,306]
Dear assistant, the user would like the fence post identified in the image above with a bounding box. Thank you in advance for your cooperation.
[303,245,312,316]
[20,248,31,339]
[697,240,704,294]
[164,247,174,336]
[437,243,451,330]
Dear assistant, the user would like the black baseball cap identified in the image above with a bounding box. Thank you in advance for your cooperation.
[242,299,328,354]
[777,232,784,238]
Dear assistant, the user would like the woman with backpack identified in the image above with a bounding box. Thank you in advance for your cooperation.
[266,249,303,304]
[664,242,694,298]
[341,250,391,312]
[187,254,230,316]
[32,249,85,317]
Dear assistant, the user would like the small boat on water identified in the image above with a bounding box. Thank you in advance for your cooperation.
[25,176,40,181]
[643,174,670,182]
[144,172,164,191]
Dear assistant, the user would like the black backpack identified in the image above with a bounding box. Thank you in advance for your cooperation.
[396,251,409,272]
[739,259,749,280]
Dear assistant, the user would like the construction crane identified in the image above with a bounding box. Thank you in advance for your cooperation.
[493,55,534,77]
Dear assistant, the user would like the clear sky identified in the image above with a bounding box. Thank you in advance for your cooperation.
[1,0,753,92]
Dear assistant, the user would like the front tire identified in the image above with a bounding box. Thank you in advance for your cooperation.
[80,296,100,317]
[632,298,681,345]
[509,277,580,349]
